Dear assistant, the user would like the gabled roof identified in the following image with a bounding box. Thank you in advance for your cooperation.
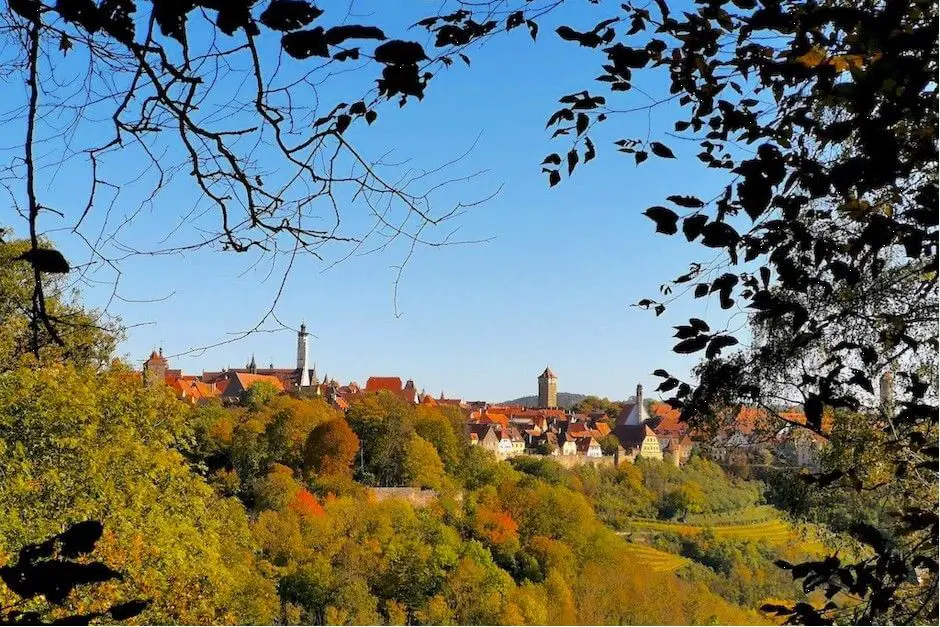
[649,401,688,435]
[612,424,659,450]
[144,350,167,365]
[365,376,403,393]
[230,372,285,393]
[617,401,652,427]
[481,412,509,428]
[566,422,592,437]
[576,436,599,453]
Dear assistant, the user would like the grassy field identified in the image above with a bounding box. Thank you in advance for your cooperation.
[620,541,690,573]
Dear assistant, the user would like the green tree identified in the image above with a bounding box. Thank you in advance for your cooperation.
[0,237,120,371]
[572,396,621,422]
[404,434,446,491]
[0,365,278,623]
[659,484,705,521]
[345,392,416,487]
[240,380,281,409]
[414,405,462,472]
[598,434,621,456]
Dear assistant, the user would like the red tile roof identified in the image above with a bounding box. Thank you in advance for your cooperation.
[365,376,403,393]
[231,372,285,393]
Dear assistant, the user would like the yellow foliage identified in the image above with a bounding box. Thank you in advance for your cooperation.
[795,46,827,68]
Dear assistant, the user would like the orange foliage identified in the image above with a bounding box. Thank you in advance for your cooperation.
[304,418,360,477]
[208,415,235,445]
[288,488,325,519]
[474,505,519,545]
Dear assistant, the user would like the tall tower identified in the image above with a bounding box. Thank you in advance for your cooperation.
[143,348,168,387]
[297,323,310,387]
[538,367,558,408]
[879,370,894,416]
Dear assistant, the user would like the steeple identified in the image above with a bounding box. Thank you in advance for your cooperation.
[621,383,651,426]
[249,354,257,374]
[297,322,310,386]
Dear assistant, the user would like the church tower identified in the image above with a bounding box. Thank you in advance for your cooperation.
[538,367,558,408]
[297,323,311,387]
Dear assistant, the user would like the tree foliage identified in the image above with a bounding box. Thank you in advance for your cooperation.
[0,521,148,626]
[303,418,360,478]
[0,237,119,371]
[523,0,937,621]
[0,365,278,624]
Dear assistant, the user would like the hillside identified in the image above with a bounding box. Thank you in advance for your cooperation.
[501,392,590,408]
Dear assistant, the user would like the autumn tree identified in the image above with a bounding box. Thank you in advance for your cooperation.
[262,396,339,470]
[303,418,360,478]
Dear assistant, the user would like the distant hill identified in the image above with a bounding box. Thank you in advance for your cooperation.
[500,392,590,409]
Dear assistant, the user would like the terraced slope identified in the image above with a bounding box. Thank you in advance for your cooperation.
[620,541,690,573]
[624,518,793,546]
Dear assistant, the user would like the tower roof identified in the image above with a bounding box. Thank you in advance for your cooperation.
[539,367,556,379]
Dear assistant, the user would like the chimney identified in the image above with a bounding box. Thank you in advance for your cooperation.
[636,383,644,408]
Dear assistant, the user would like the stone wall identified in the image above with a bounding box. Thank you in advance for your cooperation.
[550,454,617,469]
[369,487,438,507]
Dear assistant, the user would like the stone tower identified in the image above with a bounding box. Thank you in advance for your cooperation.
[538,367,558,408]
[143,348,168,387]
[297,323,310,387]
[879,370,894,415]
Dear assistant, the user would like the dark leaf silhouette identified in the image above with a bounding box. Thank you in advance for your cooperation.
[16,248,70,274]
[682,215,708,241]
[109,600,151,621]
[0,521,148,625]
[373,40,428,65]
[282,28,330,58]
[674,335,708,354]
[644,206,678,234]
[56,520,103,558]
[259,0,323,32]
[323,25,386,45]
[650,142,675,158]
[667,195,704,208]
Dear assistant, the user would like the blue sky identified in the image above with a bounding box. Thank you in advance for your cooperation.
[3,1,746,401]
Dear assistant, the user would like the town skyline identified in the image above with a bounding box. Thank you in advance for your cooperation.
[130,323,664,404]
[134,331,645,406]
[12,1,739,404]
